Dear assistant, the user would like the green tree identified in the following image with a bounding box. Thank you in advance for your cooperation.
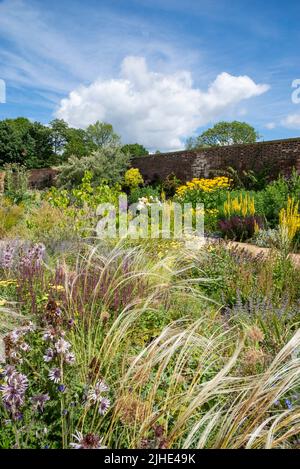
[0,121,23,167]
[0,118,54,168]
[27,122,54,168]
[49,119,69,156]
[121,143,148,158]
[186,121,260,149]
[63,127,90,160]
[57,147,130,188]
[86,121,121,151]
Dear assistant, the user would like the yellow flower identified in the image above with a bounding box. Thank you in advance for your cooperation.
[0,279,17,288]
[279,197,300,242]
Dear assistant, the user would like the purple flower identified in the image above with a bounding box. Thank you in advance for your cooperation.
[88,380,109,404]
[285,399,292,409]
[55,338,70,354]
[65,352,75,365]
[1,370,28,415]
[43,348,55,363]
[68,318,75,328]
[99,397,110,415]
[7,370,28,393]
[9,330,22,344]
[3,365,16,378]
[58,384,66,393]
[1,244,15,269]
[31,393,50,413]
[13,411,23,421]
[48,368,61,384]
[70,431,106,449]
[19,342,30,353]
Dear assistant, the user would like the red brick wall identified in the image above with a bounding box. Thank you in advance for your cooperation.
[28,168,59,189]
[132,138,300,184]
[3,138,299,191]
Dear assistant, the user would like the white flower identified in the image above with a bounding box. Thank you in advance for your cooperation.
[65,352,76,365]
[19,342,30,352]
[55,338,71,354]
[87,380,109,404]
[43,348,55,363]
[48,368,61,384]
[9,330,21,344]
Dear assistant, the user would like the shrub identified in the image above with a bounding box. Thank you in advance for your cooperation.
[56,148,130,188]
[162,173,181,198]
[128,186,161,205]
[4,163,29,204]
[251,228,281,248]
[26,202,78,251]
[175,176,231,208]
[218,215,264,241]
[124,168,144,189]
[0,199,25,238]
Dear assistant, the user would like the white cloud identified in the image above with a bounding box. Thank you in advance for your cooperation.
[265,122,276,129]
[57,56,269,151]
[281,113,300,129]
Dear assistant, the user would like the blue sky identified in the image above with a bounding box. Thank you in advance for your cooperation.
[0,0,300,151]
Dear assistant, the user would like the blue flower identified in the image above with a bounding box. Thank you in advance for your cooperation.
[285,399,292,409]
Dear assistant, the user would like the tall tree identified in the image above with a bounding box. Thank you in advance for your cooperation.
[0,118,54,168]
[49,119,69,156]
[28,122,54,168]
[63,128,90,160]
[0,121,23,166]
[85,121,121,151]
[186,121,260,149]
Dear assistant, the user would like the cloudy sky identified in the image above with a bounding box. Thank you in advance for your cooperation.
[0,0,300,151]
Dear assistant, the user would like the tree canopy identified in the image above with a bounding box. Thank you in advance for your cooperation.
[0,118,54,168]
[186,121,260,149]
[121,143,149,158]
[0,117,148,169]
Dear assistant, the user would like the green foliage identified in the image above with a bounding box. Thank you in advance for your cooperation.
[85,121,121,150]
[0,120,24,166]
[221,166,271,191]
[0,117,149,169]
[56,148,130,189]
[63,127,89,160]
[121,143,148,158]
[0,198,25,237]
[128,186,161,204]
[162,173,181,198]
[186,121,260,149]
[49,119,69,156]
[70,171,122,208]
[0,118,54,169]
[26,201,78,250]
[4,163,30,204]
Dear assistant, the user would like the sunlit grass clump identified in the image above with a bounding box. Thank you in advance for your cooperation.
[1,239,300,448]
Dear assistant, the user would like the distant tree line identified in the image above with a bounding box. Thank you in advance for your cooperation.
[0,117,149,169]
[0,117,260,170]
